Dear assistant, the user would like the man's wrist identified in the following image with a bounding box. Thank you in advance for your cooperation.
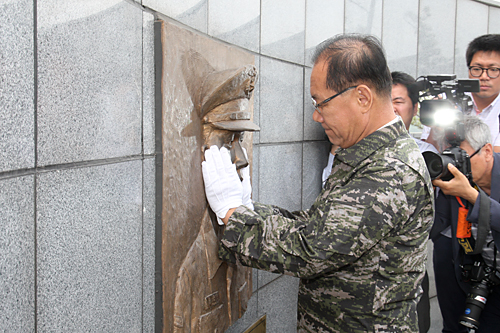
[465,188,479,204]
[222,207,237,224]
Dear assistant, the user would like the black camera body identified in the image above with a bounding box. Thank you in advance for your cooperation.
[422,146,471,181]
[460,261,500,329]
[415,75,479,181]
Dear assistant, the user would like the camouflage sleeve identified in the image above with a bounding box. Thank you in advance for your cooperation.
[219,161,423,279]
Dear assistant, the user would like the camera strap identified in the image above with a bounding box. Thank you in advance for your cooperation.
[456,189,491,255]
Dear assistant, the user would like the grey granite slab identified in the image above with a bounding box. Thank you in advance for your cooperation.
[143,0,208,33]
[258,143,302,211]
[259,57,304,144]
[417,0,457,76]
[454,0,489,78]
[305,0,344,66]
[489,6,500,34]
[302,141,331,210]
[345,0,382,38]
[257,275,299,333]
[253,55,261,145]
[383,0,419,76]
[252,145,260,203]
[208,0,260,52]
[36,161,143,332]
[142,157,156,333]
[0,0,34,172]
[37,1,142,166]
[143,11,156,156]
[0,176,35,332]
[260,0,305,65]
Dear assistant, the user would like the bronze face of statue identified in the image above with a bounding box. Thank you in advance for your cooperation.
[204,129,248,173]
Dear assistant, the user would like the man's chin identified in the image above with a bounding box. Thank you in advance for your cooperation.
[475,90,498,100]
[326,135,340,146]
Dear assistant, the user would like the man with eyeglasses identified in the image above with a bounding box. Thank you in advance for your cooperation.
[466,34,500,153]
[200,34,434,332]
[430,116,500,332]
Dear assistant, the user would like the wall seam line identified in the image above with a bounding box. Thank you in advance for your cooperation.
[33,0,38,331]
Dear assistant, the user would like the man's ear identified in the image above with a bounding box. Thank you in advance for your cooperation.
[413,103,419,117]
[484,143,494,161]
[355,85,373,114]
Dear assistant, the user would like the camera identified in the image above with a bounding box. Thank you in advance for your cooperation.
[423,146,470,181]
[414,75,479,181]
[459,261,500,329]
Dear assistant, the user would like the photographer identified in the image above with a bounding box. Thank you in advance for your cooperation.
[431,116,500,332]
[465,34,500,153]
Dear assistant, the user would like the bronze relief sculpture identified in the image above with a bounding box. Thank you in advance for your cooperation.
[158,20,258,333]
[173,57,259,333]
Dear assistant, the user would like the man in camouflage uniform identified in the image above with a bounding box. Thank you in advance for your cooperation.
[202,34,434,332]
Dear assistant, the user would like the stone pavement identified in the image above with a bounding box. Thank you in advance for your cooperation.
[428,295,443,333]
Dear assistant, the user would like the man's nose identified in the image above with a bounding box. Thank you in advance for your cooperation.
[480,69,490,80]
[312,108,323,123]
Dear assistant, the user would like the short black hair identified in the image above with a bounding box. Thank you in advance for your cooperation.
[312,34,392,99]
[466,34,500,66]
[391,71,418,106]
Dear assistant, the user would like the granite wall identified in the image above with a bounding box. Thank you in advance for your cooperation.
[1,0,500,332]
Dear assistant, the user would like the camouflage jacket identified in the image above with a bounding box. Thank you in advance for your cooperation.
[219,119,434,333]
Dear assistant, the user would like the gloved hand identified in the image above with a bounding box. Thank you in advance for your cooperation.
[202,145,243,223]
[240,148,254,210]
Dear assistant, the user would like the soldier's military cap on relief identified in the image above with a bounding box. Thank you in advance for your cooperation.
[199,65,260,132]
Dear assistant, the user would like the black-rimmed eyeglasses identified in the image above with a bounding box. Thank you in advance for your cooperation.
[469,66,500,79]
[469,144,486,158]
[311,86,357,113]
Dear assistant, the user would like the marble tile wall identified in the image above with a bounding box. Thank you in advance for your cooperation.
[208,0,260,52]
[455,0,489,77]
[36,162,143,332]
[2,0,500,332]
[417,0,457,76]
[0,176,35,332]
[305,0,344,66]
[1,0,155,332]
[383,0,419,77]
[37,1,143,166]
[490,6,500,33]
[0,0,34,173]
[260,0,306,65]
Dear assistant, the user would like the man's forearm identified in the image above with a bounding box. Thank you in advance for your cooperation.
[463,187,479,205]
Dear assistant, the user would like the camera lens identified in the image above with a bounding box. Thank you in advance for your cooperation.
[422,152,456,180]
[460,281,490,329]
[422,152,443,179]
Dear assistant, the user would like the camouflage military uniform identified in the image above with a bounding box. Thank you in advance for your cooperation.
[219,119,434,332]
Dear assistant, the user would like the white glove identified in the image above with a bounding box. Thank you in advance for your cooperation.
[241,148,254,210]
[202,146,243,222]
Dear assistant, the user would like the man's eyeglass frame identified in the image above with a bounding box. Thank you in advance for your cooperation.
[468,66,500,79]
[469,143,486,159]
[311,86,357,113]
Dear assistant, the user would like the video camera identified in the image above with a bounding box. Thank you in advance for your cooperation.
[415,75,480,181]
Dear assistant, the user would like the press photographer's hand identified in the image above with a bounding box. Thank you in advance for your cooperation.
[432,164,479,204]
